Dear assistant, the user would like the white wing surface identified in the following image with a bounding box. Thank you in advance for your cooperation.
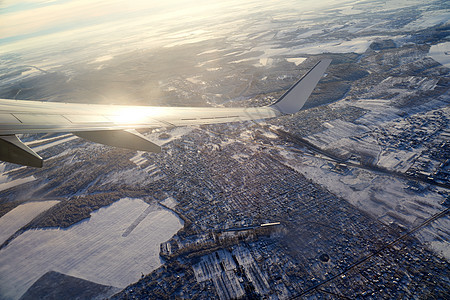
[0,59,331,167]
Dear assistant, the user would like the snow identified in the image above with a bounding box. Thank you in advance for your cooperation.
[198,49,222,55]
[25,134,73,147]
[231,153,250,162]
[296,29,323,39]
[91,55,114,63]
[257,57,273,67]
[0,176,35,192]
[377,149,418,172]
[186,76,204,84]
[0,198,183,300]
[253,36,394,57]
[0,201,59,245]
[294,37,374,54]
[277,150,449,259]
[160,197,178,209]
[193,246,269,299]
[130,151,147,166]
[261,130,278,139]
[307,119,371,147]
[339,5,363,15]
[429,41,450,68]
[286,57,307,66]
[402,9,450,31]
[29,135,79,152]
[0,162,36,191]
[144,127,194,146]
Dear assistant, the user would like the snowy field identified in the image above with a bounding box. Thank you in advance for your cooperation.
[28,134,79,152]
[0,198,183,300]
[429,41,450,68]
[0,164,35,192]
[0,176,35,192]
[0,201,59,245]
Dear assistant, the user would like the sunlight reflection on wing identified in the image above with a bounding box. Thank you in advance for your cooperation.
[110,106,166,124]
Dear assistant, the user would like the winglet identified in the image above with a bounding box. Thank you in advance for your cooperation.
[0,135,43,168]
[270,59,332,114]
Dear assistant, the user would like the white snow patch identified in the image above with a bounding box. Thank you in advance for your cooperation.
[29,135,79,152]
[231,153,250,162]
[198,49,222,55]
[186,76,204,84]
[286,57,307,66]
[160,197,178,209]
[0,201,59,245]
[429,41,450,68]
[296,29,323,39]
[0,161,35,191]
[377,149,418,172]
[253,36,386,56]
[339,5,363,15]
[130,151,147,166]
[295,37,373,54]
[261,131,278,139]
[0,176,36,192]
[257,57,273,67]
[144,127,194,146]
[90,55,114,63]
[0,198,183,300]
[402,9,450,31]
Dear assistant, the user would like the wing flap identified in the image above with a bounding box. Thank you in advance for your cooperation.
[74,129,161,153]
[0,135,43,168]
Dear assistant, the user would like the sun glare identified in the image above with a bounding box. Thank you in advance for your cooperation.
[111,106,166,124]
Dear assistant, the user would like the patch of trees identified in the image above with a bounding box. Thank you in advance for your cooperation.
[0,201,22,218]
[27,192,122,229]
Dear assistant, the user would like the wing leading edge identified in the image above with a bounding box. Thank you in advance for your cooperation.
[0,59,331,167]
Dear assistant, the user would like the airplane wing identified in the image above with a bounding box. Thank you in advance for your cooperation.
[0,59,331,167]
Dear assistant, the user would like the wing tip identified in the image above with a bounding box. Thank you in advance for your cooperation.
[270,59,332,115]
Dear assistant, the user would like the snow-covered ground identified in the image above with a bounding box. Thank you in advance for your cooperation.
[0,164,35,192]
[0,198,183,300]
[27,134,79,152]
[0,176,35,192]
[286,57,307,66]
[130,151,148,167]
[160,197,178,209]
[429,41,450,68]
[0,201,59,245]
[144,127,194,146]
[402,8,450,31]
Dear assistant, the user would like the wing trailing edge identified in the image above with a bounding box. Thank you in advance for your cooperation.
[74,130,161,153]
